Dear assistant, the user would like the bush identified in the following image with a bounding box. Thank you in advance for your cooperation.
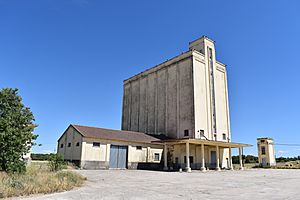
[5,160,26,174]
[48,154,65,172]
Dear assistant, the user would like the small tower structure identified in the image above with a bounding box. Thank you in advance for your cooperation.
[257,138,276,167]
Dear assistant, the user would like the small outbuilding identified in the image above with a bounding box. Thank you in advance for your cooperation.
[57,124,164,170]
[257,137,276,167]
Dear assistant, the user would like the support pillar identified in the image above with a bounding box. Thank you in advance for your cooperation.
[163,144,168,171]
[216,145,221,171]
[185,142,191,172]
[239,147,244,170]
[229,146,233,170]
[201,143,206,171]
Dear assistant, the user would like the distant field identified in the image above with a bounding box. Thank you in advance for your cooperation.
[0,161,86,198]
[233,160,300,169]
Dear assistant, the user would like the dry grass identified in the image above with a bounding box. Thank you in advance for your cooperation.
[0,161,86,198]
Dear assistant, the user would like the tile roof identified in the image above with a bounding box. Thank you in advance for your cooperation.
[71,124,164,144]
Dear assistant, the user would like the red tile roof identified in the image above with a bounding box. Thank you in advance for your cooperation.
[71,124,163,144]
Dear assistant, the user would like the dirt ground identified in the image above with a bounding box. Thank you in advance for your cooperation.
[14,169,300,200]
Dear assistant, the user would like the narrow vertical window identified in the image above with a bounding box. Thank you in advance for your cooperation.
[222,133,226,140]
[261,146,266,155]
[184,130,189,137]
[154,153,160,161]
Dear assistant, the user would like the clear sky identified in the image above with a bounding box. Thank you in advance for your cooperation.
[1,0,300,157]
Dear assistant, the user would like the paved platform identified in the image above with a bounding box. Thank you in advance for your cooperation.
[16,169,300,200]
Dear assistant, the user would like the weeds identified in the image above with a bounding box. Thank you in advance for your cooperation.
[0,161,86,198]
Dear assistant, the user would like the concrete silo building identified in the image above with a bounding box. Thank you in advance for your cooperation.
[122,36,250,171]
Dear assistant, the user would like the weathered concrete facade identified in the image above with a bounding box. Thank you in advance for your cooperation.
[122,36,233,169]
[122,36,230,142]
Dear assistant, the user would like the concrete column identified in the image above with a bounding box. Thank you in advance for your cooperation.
[185,142,191,172]
[105,144,110,169]
[163,144,168,170]
[229,146,233,170]
[216,146,221,171]
[146,147,150,162]
[201,143,206,171]
[239,147,244,170]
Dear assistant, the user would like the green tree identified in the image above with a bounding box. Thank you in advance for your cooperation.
[48,153,65,171]
[0,88,37,173]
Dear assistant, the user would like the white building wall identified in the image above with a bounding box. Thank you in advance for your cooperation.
[193,54,209,139]
[215,65,230,141]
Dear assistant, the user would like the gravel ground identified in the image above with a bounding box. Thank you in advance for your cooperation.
[14,169,300,200]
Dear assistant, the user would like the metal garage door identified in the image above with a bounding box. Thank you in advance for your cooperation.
[109,145,128,169]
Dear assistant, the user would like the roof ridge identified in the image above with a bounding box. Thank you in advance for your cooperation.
[71,124,150,135]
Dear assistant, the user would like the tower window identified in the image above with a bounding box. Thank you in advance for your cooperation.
[199,130,204,137]
[184,130,189,137]
[60,144,64,148]
[68,143,71,147]
[76,142,80,147]
[261,146,266,155]
[222,133,226,140]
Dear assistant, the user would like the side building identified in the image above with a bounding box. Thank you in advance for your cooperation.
[257,138,276,167]
[122,36,250,171]
[57,124,163,170]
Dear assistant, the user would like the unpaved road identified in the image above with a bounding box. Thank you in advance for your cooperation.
[15,169,300,200]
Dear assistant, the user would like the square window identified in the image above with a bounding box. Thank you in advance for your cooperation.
[136,146,142,150]
[93,142,100,147]
[154,153,160,161]
[68,143,71,147]
[184,130,189,137]
[199,129,205,138]
[76,142,80,147]
[60,144,64,148]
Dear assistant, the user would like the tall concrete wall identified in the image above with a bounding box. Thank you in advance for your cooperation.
[215,64,230,141]
[122,52,194,139]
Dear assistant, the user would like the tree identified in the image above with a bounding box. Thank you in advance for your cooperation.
[0,88,37,173]
[48,153,65,171]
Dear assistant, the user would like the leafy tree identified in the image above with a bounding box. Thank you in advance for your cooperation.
[0,88,37,173]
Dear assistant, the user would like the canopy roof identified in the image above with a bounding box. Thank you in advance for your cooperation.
[152,138,252,148]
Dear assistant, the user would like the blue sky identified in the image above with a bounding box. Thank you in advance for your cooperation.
[1,0,300,157]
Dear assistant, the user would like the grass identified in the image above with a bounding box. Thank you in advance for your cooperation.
[0,161,86,198]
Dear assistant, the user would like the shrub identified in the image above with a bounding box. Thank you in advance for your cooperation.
[48,154,65,172]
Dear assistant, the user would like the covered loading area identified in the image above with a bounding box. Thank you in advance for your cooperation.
[156,139,252,172]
